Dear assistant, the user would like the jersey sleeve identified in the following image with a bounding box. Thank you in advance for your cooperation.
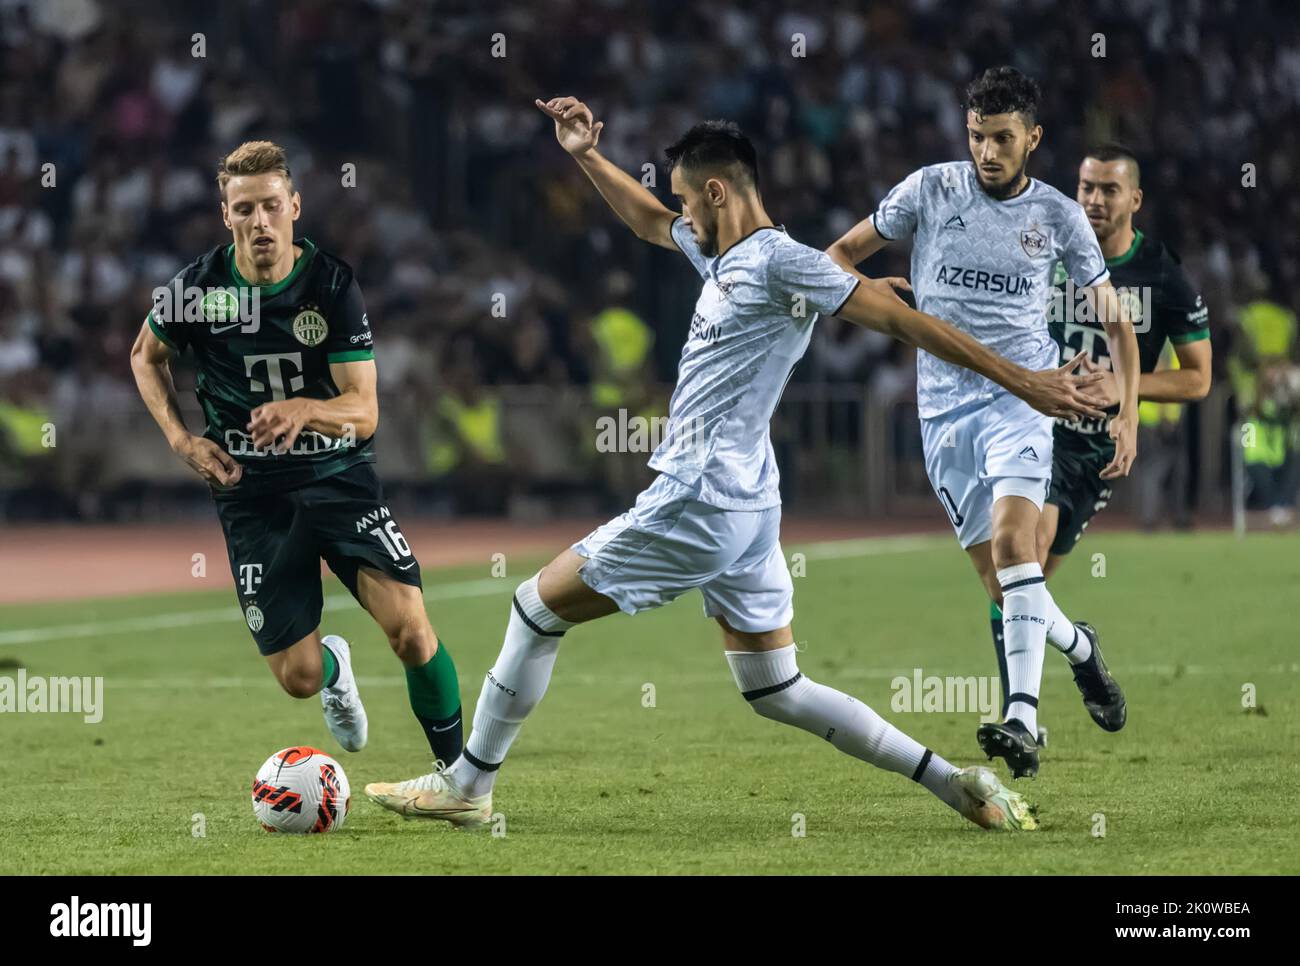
[1159,261,1210,344]
[323,276,374,363]
[146,270,191,353]
[871,168,924,241]
[1057,202,1109,288]
[766,238,861,319]
[670,214,710,279]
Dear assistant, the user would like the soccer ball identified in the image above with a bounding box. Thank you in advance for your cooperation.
[251,746,351,834]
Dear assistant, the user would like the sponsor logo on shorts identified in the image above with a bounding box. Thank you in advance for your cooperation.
[1019,445,1039,461]
[245,605,265,632]
[354,505,392,533]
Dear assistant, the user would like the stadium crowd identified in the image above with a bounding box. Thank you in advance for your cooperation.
[0,0,1296,519]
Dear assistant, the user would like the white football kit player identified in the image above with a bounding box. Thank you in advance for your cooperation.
[574,216,859,632]
[872,161,1108,548]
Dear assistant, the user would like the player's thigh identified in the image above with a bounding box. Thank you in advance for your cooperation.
[921,408,990,548]
[1047,449,1112,560]
[570,474,744,622]
[539,547,621,624]
[700,506,793,635]
[354,565,437,665]
[981,395,1053,566]
[264,628,325,698]
[215,492,324,660]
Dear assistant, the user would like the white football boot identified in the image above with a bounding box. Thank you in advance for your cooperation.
[948,766,1039,830]
[365,764,492,829]
[320,634,368,752]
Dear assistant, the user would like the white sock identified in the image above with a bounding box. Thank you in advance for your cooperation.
[1044,597,1091,664]
[726,644,965,813]
[446,573,573,799]
[998,563,1048,735]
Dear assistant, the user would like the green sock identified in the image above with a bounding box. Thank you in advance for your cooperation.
[321,643,339,690]
[406,640,463,764]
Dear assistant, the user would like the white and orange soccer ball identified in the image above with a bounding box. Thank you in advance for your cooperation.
[251,746,351,834]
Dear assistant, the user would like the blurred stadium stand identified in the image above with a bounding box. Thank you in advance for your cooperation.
[0,0,1297,522]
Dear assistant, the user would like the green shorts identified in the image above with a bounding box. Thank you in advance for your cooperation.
[1046,434,1114,556]
[215,461,422,655]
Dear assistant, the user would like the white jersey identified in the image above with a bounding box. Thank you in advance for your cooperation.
[650,216,859,510]
[873,161,1108,419]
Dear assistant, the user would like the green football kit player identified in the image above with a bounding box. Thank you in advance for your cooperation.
[130,141,463,765]
[989,144,1212,739]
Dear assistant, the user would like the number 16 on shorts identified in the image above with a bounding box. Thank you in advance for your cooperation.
[369,518,412,561]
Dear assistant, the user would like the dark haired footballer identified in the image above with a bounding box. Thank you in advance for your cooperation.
[828,67,1141,778]
[129,141,464,767]
[984,142,1212,736]
[363,96,1111,832]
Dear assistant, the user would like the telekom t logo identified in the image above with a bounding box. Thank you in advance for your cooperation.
[239,563,263,595]
[244,352,304,400]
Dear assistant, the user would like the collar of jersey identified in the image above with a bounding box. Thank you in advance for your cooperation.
[1105,228,1144,267]
[712,224,784,271]
[227,237,316,295]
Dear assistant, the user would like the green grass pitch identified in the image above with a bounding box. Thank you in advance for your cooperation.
[1,530,1296,875]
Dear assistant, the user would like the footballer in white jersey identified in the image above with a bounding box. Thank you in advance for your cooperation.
[829,67,1139,779]
[366,96,1109,832]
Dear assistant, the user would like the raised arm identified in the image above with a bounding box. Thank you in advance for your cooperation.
[535,96,677,250]
[834,275,1107,421]
[130,320,242,487]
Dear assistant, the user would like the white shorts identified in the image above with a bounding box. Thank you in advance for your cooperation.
[920,392,1053,549]
[572,474,793,633]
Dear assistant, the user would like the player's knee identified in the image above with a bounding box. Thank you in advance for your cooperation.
[991,530,1036,568]
[277,665,322,699]
[388,613,434,665]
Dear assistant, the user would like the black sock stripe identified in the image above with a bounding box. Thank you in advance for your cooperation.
[1007,692,1039,708]
[910,748,934,783]
[1062,626,1080,654]
[512,595,566,637]
[992,616,1010,718]
[462,748,501,772]
[742,672,802,702]
[1000,576,1046,592]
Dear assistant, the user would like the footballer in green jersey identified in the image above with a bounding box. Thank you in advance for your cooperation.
[130,141,464,766]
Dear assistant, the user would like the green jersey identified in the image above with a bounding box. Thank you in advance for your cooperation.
[1047,229,1209,457]
[147,237,377,499]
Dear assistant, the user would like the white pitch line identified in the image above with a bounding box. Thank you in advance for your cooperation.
[0,535,944,647]
[40,662,1300,692]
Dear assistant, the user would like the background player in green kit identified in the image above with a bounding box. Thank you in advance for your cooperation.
[129,141,463,764]
[989,143,1213,736]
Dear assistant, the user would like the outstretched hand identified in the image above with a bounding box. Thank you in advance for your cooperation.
[1019,350,1110,420]
[535,96,603,155]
